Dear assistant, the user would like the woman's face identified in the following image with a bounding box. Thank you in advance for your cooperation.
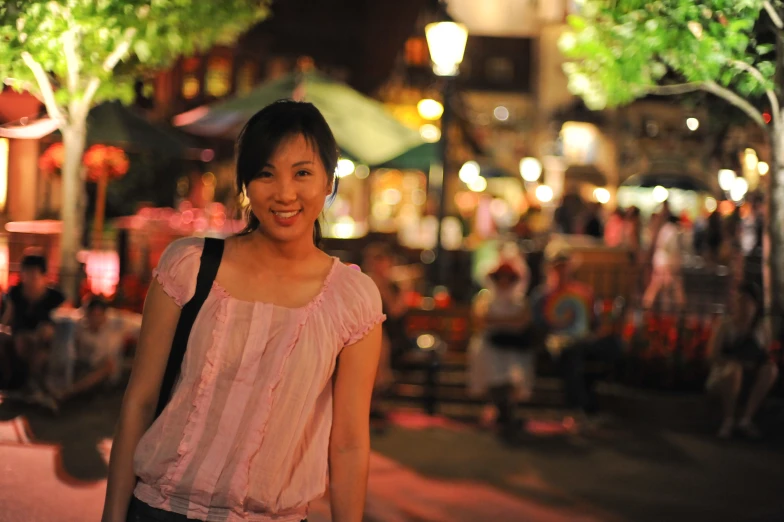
[246,134,332,244]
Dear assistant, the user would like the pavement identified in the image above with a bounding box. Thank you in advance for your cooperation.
[0,389,783,522]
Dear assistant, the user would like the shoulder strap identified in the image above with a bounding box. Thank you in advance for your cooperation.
[154,237,224,420]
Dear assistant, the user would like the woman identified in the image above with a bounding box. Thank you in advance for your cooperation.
[642,213,685,311]
[706,282,778,439]
[622,206,641,263]
[102,101,385,522]
[468,254,534,442]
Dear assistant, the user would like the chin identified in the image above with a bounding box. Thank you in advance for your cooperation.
[258,222,314,244]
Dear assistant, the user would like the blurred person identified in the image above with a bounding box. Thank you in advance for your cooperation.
[642,214,685,311]
[583,202,604,239]
[103,101,384,522]
[0,253,65,405]
[530,245,622,416]
[363,242,409,425]
[706,282,778,439]
[692,208,709,257]
[705,209,724,265]
[52,296,141,404]
[721,206,745,284]
[603,207,625,247]
[622,206,642,263]
[553,193,583,235]
[740,194,764,257]
[740,193,765,289]
[468,253,535,441]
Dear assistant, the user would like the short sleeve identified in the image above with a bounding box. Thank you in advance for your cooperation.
[152,237,204,308]
[340,271,386,347]
[7,285,22,307]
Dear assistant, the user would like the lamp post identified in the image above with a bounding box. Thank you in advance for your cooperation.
[425,5,468,288]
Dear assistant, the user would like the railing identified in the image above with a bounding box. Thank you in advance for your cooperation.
[3,230,779,397]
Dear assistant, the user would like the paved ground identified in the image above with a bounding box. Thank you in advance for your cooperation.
[0,389,783,522]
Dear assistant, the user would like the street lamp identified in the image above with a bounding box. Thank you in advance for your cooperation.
[426,3,468,288]
[425,19,468,77]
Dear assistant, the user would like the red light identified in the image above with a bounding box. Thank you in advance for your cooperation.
[763,112,772,124]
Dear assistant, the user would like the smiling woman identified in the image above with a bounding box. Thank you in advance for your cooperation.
[235,100,340,245]
[103,101,384,522]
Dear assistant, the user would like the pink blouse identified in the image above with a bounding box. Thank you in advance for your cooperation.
[133,237,385,522]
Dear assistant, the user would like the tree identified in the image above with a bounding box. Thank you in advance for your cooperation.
[0,0,269,300]
[560,0,784,315]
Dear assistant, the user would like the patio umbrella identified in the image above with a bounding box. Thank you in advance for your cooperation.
[74,101,194,157]
[376,143,438,170]
[174,70,427,166]
[1,102,195,158]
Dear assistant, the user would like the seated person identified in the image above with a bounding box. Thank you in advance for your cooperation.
[53,296,141,403]
[706,282,779,439]
[363,243,410,424]
[0,253,65,397]
[530,244,622,416]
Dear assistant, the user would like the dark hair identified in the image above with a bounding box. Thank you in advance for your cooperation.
[21,254,47,274]
[235,100,339,245]
[86,295,109,313]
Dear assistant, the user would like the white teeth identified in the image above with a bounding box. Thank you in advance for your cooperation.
[273,210,299,218]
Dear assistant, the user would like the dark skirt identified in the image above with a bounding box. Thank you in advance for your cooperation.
[127,496,307,522]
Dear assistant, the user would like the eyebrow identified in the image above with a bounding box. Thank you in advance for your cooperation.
[263,160,314,169]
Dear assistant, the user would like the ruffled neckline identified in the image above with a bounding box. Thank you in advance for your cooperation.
[211,256,340,312]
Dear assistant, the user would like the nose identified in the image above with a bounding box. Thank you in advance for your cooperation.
[273,176,297,203]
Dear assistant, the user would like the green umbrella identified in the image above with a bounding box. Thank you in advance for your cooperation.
[175,70,427,166]
[376,142,438,170]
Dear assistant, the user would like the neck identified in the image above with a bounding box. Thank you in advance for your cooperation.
[245,230,322,268]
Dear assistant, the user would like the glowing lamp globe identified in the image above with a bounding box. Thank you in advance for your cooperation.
[425,21,468,77]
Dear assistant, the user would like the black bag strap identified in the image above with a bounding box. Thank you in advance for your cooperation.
[154,237,224,419]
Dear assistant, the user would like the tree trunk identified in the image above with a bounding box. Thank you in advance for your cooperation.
[60,124,87,302]
[765,122,784,333]
[93,173,108,250]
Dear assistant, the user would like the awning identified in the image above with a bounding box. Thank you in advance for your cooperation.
[621,172,713,192]
[565,165,608,187]
[0,117,60,139]
[0,101,195,158]
[174,70,426,166]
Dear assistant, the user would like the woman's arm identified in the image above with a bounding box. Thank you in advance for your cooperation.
[1,300,13,330]
[707,318,728,363]
[329,324,382,522]
[101,281,180,522]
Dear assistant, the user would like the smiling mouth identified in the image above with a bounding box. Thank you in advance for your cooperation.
[271,210,302,218]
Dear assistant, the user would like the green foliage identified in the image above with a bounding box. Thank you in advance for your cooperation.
[560,0,775,109]
[0,0,270,113]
